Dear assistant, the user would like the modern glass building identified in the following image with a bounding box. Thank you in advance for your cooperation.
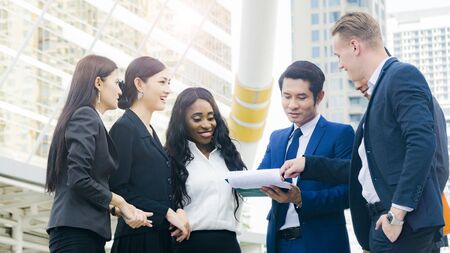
[0,0,237,252]
[387,7,450,147]
[290,0,386,128]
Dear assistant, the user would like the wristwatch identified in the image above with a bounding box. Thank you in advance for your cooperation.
[386,211,404,225]
[294,200,303,209]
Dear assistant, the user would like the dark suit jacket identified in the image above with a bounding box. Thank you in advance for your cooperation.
[258,116,354,253]
[109,109,173,238]
[47,106,118,240]
[303,58,445,251]
[433,97,449,192]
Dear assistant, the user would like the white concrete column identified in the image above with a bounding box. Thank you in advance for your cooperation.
[229,0,278,168]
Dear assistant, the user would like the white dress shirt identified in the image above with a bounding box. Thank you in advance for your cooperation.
[358,57,413,211]
[183,141,241,232]
[280,114,321,230]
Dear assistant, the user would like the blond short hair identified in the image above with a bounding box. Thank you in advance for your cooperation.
[332,12,383,48]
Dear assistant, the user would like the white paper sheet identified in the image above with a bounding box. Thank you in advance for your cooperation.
[226,169,292,189]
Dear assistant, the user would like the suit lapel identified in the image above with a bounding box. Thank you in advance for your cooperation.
[124,109,168,161]
[149,127,169,161]
[275,126,294,166]
[304,116,327,156]
[364,57,398,125]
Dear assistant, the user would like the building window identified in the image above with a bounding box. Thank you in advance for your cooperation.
[347,0,368,7]
[349,97,366,106]
[329,11,341,23]
[311,0,319,8]
[330,61,339,73]
[328,0,340,6]
[312,47,320,58]
[312,30,320,41]
[350,114,363,122]
[311,13,319,25]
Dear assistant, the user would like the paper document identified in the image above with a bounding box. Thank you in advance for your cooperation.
[226,169,292,190]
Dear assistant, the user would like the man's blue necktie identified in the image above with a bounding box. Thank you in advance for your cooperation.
[284,128,303,182]
[279,128,303,226]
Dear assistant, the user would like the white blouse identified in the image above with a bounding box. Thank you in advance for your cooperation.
[183,141,242,232]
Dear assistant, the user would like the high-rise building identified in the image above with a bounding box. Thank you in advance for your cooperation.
[387,7,450,139]
[291,0,386,128]
[0,0,233,251]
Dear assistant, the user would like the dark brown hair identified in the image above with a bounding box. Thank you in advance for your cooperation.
[46,55,117,192]
[165,87,246,219]
[118,56,166,109]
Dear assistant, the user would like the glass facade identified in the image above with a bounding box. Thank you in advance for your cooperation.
[0,1,232,251]
[0,0,232,167]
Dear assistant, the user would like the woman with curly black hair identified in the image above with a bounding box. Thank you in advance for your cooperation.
[165,87,246,253]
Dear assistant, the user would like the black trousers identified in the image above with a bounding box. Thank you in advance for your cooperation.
[369,213,439,253]
[174,230,241,253]
[48,227,106,253]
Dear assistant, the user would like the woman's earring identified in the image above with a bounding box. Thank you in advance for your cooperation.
[97,92,101,104]
[138,91,144,100]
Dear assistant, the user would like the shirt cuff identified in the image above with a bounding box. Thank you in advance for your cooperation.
[392,203,413,212]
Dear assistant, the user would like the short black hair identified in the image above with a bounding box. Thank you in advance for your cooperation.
[278,61,325,102]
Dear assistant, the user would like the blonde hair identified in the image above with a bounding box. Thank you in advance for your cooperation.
[332,12,382,48]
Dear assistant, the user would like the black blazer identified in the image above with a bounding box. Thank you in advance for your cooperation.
[47,106,118,240]
[303,58,444,251]
[109,109,172,238]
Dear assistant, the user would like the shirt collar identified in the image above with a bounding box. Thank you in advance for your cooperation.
[367,56,392,96]
[188,140,218,157]
[289,114,321,139]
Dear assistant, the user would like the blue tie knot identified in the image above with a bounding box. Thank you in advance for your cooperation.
[292,128,303,139]
[286,128,303,161]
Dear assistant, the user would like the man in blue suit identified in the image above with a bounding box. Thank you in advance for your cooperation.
[258,60,354,253]
[282,12,444,253]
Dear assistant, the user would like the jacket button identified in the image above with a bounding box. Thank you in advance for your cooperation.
[168,195,173,201]
[167,177,172,184]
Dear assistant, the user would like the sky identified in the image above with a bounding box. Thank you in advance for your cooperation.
[232,0,450,237]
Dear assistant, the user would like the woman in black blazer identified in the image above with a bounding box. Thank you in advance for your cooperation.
[109,56,190,253]
[46,55,151,253]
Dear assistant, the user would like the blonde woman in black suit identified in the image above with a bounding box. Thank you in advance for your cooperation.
[46,55,152,253]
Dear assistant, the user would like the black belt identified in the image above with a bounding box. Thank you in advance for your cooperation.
[277,226,302,240]
[366,202,387,217]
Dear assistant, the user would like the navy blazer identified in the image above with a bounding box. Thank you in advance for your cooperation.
[109,109,173,238]
[304,58,444,251]
[258,116,354,253]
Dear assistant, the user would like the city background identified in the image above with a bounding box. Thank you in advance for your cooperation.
[0,0,449,252]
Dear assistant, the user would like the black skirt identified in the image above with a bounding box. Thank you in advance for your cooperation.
[48,226,106,253]
[111,230,172,253]
[173,230,241,253]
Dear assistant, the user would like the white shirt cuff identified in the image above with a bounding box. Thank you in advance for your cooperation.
[392,203,413,212]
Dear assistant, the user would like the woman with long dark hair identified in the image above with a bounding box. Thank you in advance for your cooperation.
[109,56,190,253]
[166,87,246,253]
[46,55,151,253]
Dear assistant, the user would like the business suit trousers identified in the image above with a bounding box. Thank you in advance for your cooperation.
[276,237,304,253]
[369,213,438,253]
[173,230,240,253]
[48,226,106,253]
